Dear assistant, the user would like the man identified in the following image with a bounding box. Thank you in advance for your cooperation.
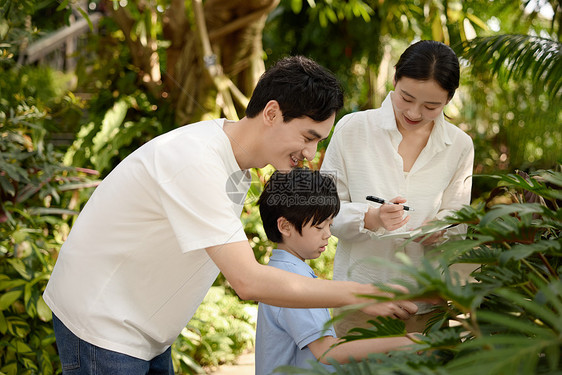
[44,56,417,374]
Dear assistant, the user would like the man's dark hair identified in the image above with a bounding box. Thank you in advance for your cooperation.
[258,168,340,243]
[394,40,460,100]
[246,56,344,122]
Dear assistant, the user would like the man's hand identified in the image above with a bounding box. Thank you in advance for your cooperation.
[360,299,418,320]
[358,283,418,320]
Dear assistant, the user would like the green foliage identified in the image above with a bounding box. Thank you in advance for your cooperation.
[265,0,561,192]
[63,92,164,175]
[283,170,561,374]
[457,35,561,101]
[172,287,257,374]
[0,74,99,375]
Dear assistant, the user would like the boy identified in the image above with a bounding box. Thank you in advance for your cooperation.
[44,56,417,374]
[256,169,418,374]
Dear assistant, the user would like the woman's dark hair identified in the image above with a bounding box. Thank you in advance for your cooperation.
[246,56,344,122]
[258,168,340,243]
[394,40,460,100]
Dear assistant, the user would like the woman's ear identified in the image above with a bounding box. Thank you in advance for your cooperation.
[277,217,292,237]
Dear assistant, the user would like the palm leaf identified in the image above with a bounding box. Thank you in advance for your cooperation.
[499,239,562,263]
[446,339,546,374]
[453,246,502,265]
[476,310,557,337]
[495,284,562,330]
[341,317,406,341]
[455,34,562,101]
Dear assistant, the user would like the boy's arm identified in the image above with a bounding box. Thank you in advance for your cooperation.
[206,241,417,317]
[307,334,417,364]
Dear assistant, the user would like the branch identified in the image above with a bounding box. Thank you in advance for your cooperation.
[101,0,162,98]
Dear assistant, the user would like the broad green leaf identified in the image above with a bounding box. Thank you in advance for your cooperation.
[495,288,561,329]
[36,296,51,322]
[0,310,7,334]
[0,362,18,375]
[476,310,556,337]
[7,258,31,280]
[0,290,22,310]
[6,316,30,338]
[499,239,561,263]
[0,278,27,291]
[10,338,33,353]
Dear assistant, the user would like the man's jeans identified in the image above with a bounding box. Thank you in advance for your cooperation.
[52,314,174,375]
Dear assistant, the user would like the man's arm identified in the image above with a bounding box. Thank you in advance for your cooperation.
[307,334,417,364]
[206,241,417,317]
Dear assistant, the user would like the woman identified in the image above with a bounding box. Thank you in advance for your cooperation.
[321,40,474,335]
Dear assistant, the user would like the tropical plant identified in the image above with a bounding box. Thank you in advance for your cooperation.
[278,170,561,374]
[457,34,561,101]
[0,83,100,375]
[172,287,257,374]
[84,0,280,126]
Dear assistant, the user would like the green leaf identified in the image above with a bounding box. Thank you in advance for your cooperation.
[27,207,79,216]
[465,13,488,31]
[476,310,556,337]
[10,338,33,354]
[0,290,23,310]
[495,288,562,329]
[76,7,93,31]
[36,296,51,322]
[1,362,18,375]
[479,203,544,226]
[7,258,31,280]
[6,316,30,338]
[55,0,69,11]
[0,278,27,291]
[499,240,561,263]
[0,310,7,334]
[0,174,16,196]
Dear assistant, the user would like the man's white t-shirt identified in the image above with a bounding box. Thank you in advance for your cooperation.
[43,119,250,360]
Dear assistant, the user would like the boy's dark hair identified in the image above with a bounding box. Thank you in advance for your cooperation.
[394,40,460,100]
[258,168,340,243]
[246,56,344,122]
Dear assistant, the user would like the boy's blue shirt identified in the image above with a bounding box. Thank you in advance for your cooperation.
[255,249,336,374]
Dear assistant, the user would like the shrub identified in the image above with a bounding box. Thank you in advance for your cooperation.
[0,92,99,374]
[279,170,561,374]
[172,287,257,374]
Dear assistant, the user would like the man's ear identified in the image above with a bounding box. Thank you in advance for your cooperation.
[277,217,292,237]
[263,100,281,126]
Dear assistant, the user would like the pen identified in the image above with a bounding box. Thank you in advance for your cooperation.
[366,196,415,211]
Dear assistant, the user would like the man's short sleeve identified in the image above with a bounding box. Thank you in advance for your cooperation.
[155,143,249,253]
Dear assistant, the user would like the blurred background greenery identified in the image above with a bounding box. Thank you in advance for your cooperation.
[1,0,560,373]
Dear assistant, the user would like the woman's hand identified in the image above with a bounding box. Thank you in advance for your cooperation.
[365,196,410,232]
[413,220,445,245]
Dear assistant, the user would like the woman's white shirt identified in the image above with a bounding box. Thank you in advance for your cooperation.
[321,93,474,308]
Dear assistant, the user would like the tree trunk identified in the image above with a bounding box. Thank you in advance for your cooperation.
[170,0,279,126]
[102,0,278,126]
